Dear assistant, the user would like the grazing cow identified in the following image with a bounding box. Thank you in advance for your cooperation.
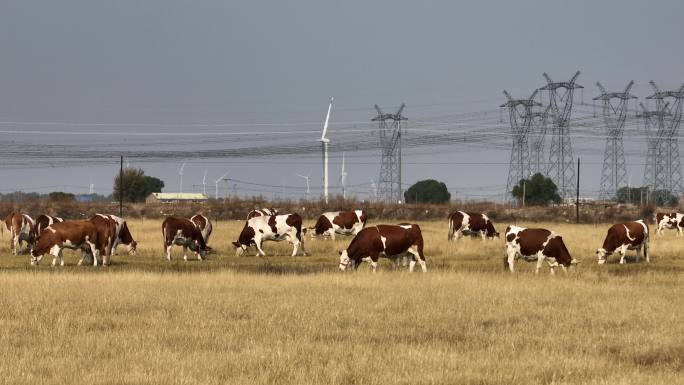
[654,212,684,236]
[504,225,577,274]
[596,220,649,265]
[4,212,35,255]
[162,217,208,261]
[308,210,367,240]
[448,211,499,240]
[190,214,213,244]
[246,208,278,220]
[30,220,104,266]
[34,214,64,239]
[232,213,306,257]
[338,224,427,273]
[90,214,137,256]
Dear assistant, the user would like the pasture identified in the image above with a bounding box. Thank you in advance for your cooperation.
[1,219,683,384]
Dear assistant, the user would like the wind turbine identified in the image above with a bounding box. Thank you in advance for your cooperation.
[295,174,311,201]
[202,169,208,196]
[320,97,334,204]
[338,152,348,200]
[370,178,378,202]
[178,162,187,193]
[215,172,229,199]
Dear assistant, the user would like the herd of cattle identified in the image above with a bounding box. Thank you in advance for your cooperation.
[2,208,682,273]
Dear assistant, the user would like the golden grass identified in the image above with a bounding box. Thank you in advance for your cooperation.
[0,219,683,384]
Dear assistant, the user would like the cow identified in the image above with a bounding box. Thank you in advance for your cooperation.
[246,208,278,220]
[4,212,35,255]
[596,220,649,265]
[338,224,427,273]
[34,214,64,239]
[190,214,213,244]
[504,225,577,274]
[654,212,684,236]
[30,220,104,266]
[90,214,137,256]
[448,211,499,240]
[232,213,306,257]
[162,217,208,261]
[308,210,367,240]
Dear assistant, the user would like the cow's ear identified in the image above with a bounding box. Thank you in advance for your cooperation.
[232,241,240,248]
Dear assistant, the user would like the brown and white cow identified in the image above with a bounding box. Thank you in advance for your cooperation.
[90,214,137,256]
[308,210,367,240]
[30,220,104,266]
[596,220,649,265]
[190,214,213,244]
[246,208,278,220]
[162,217,208,261]
[338,224,427,273]
[34,214,64,239]
[654,212,684,236]
[232,213,306,257]
[4,212,35,255]
[504,225,577,274]
[448,211,499,240]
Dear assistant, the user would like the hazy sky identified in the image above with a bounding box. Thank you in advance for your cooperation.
[1,0,682,201]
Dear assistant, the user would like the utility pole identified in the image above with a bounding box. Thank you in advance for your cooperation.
[119,155,123,217]
[576,157,580,224]
[501,89,541,201]
[540,71,583,200]
[594,81,636,200]
[373,104,407,203]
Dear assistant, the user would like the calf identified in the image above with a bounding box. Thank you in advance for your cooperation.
[246,208,278,220]
[309,210,367,240]
[190,214,213,244]
[34,214,64,239]
[338,224,427,273]
[232,213,306,257]
[654,212,684,236]
[4,212,35,254]
[448,211,499,240]
[30,220,103,266]
[504,225,577,274]
[596,220,649,264]
[162,217,208,261]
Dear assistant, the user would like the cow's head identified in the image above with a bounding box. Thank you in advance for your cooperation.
[485,222,500,239]
[338,250,351,271]
[127,240,138,256]
[569,258,579,271]
[30,248,43,265]
[596,248,609,264]
[233,241,247,256]
[188,239,207,259]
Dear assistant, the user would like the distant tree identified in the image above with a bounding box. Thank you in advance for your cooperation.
[113,167,164,203]
[650,189,678,207]
[48,191,76,202]
[511,173,561,206]
[616,186,648,205]
[404,179,451,204]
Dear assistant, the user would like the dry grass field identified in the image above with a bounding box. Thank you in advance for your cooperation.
[1,218,683,384]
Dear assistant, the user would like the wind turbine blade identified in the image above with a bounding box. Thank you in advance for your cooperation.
[321,97,334,140]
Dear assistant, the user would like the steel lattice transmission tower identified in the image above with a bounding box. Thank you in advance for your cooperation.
[540,71,583,200]
[645,81,684,194]
[372,104,407,203]
[501,90,541,199]
[529,105,551,175]
[593,81,636,200]
[639,102,669,190]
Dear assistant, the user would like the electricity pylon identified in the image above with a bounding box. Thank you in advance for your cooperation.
[373,104,407,203]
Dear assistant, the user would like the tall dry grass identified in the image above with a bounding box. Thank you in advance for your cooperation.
[0,218,683,384]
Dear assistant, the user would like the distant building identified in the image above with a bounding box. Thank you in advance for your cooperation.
[146,193,209,204]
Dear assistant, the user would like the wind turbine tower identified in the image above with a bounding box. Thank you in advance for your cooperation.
[320,97,334,204]
[178,162,187,193]
[202,169,208,195]
[339,152,348,199]
[296,174,311,200]
[215,172,229,199]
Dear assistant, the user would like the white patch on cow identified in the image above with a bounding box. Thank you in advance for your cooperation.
[398,224,412,230]
[623,225,636,242]
[47,227,56,233]
[380,236,387,251]
[338,250,351,271]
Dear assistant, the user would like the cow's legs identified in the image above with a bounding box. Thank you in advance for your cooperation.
[369,256,378,273]
[166,244,173,261]
[255,238,266,257]
[407,247,427,273]
[480,231,486,240]
[505,247,517,273]
[182,245,188,261]
[535,252,545,274]
[545,258,559,275]
[619,245,628,264]
[678,227,683,237]
[11,233,19,255]
[86,240,99,266]
[635,245,642,263]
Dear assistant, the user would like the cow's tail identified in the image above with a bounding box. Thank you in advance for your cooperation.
[644,223,650,261]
